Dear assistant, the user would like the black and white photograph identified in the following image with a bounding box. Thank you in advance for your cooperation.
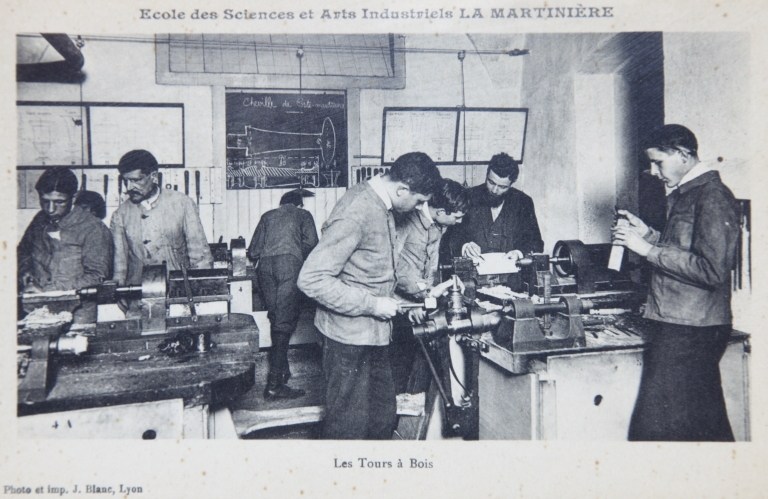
[3,1,768,497]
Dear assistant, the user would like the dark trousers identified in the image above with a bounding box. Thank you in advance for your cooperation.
[629,321,734,442]
[390,315,417,394]
[321,336,397,440]
[258,255,303,388]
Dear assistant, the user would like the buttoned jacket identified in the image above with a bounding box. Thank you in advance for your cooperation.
[298,181,398,346]
[643,170,739,326]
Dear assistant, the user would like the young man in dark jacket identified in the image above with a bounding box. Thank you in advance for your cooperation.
[612,124,739,441]
[18,167,113,323]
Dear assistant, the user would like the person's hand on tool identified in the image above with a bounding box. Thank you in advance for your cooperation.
[373,296,400,320]
[22,281,43,294]
[504,250,524,263]
[429,277,465,297]
[612,224,653,257]
[613,209,651,238]
[20,273,42,293]
[408,308,427,324]
[461,242,483,261]
[117,298,131,315]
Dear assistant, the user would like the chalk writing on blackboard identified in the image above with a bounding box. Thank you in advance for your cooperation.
[226,90,348,190]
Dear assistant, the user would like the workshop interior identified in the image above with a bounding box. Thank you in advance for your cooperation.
[15,32,752,440]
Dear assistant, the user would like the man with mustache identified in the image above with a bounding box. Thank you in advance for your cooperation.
[110,150,212,307]
[446,152,543,290]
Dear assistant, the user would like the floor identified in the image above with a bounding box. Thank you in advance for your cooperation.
[230,344,326,439]
[229,333,428,439]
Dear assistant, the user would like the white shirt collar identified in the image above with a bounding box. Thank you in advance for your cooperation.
[666,161,712,194]
[421,202,434,225]
[367,175,392,211]
[491,201,504,222]
[140,186,161,211]
[677,161,712,187]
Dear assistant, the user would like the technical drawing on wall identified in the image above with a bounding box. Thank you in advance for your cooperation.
[18,105,85,167]
[225,90,348,190]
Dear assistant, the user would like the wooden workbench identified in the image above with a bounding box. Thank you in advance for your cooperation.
[17,313,258,439]
[476,322,750,441]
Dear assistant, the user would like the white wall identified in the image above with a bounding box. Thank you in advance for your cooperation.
[664,32,750,200]
[520,33,625,252]
[663,32,752,330]
[17,36,216,241]
[359,33,526,186]
[574,73,633,244]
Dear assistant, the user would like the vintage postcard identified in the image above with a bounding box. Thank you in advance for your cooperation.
[2,0,767,497]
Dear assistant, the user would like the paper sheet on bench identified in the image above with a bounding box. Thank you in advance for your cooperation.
[475,252,520,275]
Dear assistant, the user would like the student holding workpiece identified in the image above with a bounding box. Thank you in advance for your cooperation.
[612,124,739,441]
[298,152,442,440]
[391,178,470,393]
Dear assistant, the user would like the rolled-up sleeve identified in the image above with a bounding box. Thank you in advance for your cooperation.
[298,217,377,317]
[646,189,739,289]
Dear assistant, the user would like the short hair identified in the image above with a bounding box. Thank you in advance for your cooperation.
[487,152,520,184]
[431,179,469,215]
[643,124,699,158]
[388,152,442,196]
[74,190,107,219]
[280,191,303,207]
[35,167,78,198]
[117,149,159,175]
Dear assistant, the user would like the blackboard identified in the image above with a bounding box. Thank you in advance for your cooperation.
[226,90,348,189]
[382,107,528,165]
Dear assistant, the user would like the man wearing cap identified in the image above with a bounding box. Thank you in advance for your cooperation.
[249,189,319,400]
[18,167,113,323]
[110,150,212,296]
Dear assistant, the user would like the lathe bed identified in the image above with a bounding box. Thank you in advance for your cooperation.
[17,314,258,439]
